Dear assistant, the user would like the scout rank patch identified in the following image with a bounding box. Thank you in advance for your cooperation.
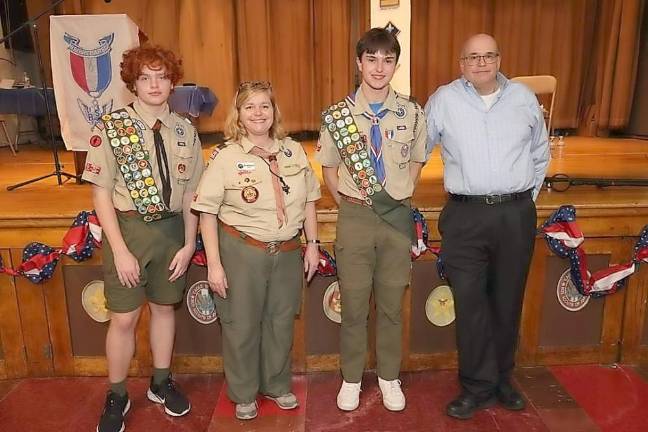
[101,109,168,223]
[322,99,382,206]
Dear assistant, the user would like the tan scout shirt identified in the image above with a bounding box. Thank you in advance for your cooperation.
[192,136,321,242]
[315,86,427,201]
[82,100,204,212]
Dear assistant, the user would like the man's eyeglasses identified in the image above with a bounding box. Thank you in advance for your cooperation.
[461,53,499,66]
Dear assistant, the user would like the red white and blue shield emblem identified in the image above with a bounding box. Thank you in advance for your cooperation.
[64,33,114,98]
[63,33,115,128]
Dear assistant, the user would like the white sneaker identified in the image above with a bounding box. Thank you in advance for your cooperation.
[378,377,406,411]
[336,380,361,411]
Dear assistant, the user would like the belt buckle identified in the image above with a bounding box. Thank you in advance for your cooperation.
[266,241,280,255]
[485,195,498,205]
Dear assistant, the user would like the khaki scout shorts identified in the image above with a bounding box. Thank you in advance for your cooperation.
[103,212,186,312]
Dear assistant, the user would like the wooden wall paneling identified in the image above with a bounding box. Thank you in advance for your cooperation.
[42,255,78,376]
[535,238,627,365]
[10,248,53,376]
[517,238,548,366]
[0,250,28,379]
[621,259,648,363]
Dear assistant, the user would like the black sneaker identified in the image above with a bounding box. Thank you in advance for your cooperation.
[146,374,191,417]
[97,391,131,432]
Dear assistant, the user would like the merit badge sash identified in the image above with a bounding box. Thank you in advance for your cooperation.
[322,96,414,241]
[101,109,169,222]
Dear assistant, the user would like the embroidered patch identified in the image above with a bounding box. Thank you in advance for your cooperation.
[241,186,259,203]
[175,124,186,137]
[89,135,102,147]
[85,162,101,175]
[177,163,186,174]
[395,104,407,118]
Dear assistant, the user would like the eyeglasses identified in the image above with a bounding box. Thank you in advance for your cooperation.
[461,53,499,66]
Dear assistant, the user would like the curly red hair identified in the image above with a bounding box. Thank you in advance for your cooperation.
[120,45,183,93]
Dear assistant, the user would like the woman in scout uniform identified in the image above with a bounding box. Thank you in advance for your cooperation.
[315,28,428,412]
[192,81,320,420]
[82,45,204,432]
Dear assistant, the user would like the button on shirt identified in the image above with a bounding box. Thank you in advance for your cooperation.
[316,86,428,201]
[82,100,204,212]
[424,73,550,199]
[191,137,321,243]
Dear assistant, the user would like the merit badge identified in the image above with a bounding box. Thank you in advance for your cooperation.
[332,110,341,120]
[323,281,342,324]
[186,280,219,324]
[107,129,117,138]
[175,124,186,138]
[425,285,455,326]
[395,104,407,118]
[111,112,121,120]
[81,280,110,323]
[241,186,259,203]
[556,269,589,312]
[89,135,102,147]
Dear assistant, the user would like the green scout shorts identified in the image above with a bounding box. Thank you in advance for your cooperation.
[103,212,186,312]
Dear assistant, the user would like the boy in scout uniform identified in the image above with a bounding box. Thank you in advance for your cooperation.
[316,28,427,412]
[192,81,321,420]
[82,45,204,432]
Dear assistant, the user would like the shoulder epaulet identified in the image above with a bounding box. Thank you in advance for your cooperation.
[208,142,228,161]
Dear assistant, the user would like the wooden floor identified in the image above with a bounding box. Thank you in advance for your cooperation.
[0,136,647,225]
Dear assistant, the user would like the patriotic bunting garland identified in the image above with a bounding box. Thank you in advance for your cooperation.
[540,205,648,297]
[2,206,644,294]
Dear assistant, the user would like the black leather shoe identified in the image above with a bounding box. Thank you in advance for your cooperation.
[496,382,526,411]
[446,393,496,420]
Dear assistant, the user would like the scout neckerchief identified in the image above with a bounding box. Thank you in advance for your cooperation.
[249,144,288,228]
[321,91,414,241]
[100,107,169,222]
[364,102,388,186]
[152,120,172,207]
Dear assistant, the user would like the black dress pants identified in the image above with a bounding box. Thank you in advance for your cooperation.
[438,196,536,398]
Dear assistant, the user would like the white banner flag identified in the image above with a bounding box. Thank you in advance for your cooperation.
[50,14,139,151]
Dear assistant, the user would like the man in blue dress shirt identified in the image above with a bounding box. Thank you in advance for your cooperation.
[425,33,550,420]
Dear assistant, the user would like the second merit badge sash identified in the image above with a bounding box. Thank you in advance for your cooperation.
[322,95,414,241]
[101,109,169,222]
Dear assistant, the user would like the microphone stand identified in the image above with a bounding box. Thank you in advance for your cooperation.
[1,0,80,191]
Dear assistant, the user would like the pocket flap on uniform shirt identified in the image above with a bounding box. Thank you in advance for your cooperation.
[281,163,307,176]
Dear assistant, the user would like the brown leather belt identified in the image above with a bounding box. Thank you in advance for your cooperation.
[340,193,370,207]
[219,221,301,255]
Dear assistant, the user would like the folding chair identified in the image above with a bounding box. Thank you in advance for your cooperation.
[511,75,557,136]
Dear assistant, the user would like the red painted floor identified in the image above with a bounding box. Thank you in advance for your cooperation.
[551,365,648,432]
[0,365,646,431]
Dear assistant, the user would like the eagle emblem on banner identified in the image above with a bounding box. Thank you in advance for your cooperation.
[63,32,115,129]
